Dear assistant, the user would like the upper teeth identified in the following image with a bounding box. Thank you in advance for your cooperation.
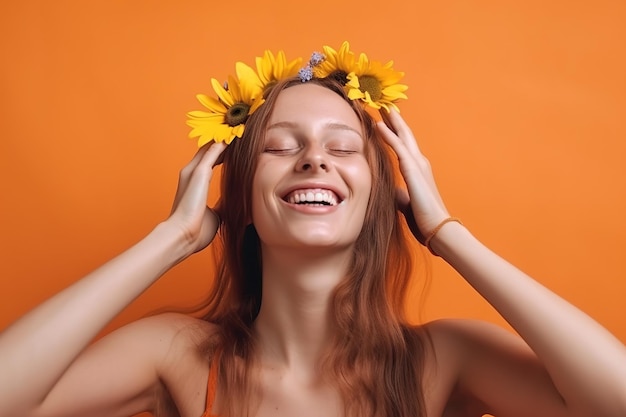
[285,188,339,206]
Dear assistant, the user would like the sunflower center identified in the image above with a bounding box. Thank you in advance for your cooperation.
[225,103,251,127]
[328,70,349,86]
[358,75,382,101]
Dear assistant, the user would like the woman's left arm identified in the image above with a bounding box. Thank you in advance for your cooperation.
[378,110,626,417]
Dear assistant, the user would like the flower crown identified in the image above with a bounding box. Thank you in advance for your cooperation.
[186,41,408,147]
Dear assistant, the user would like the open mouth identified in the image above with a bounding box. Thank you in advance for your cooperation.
[282,188,341,206]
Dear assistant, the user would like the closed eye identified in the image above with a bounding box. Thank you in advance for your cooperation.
[264,148,300,155]
[329,149,358,155]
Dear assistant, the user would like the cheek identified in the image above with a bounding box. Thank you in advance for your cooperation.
[250,163,266,223]
[252,158,278,196]
[250,159,284,221]
[344,158,373,196]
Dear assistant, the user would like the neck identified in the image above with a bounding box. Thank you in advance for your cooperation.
[253,245,352,379]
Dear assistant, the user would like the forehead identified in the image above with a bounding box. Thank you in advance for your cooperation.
[268,83,362,132]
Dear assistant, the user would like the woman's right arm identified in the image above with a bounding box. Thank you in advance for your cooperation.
[0,142,226,417]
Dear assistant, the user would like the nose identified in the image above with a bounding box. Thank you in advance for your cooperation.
[296,143,329,172]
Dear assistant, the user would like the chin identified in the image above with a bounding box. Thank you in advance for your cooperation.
[290,234,357,250]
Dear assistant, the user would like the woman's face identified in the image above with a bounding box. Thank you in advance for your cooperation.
[251,83,372,251]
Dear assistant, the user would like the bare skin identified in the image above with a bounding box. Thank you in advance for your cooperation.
[0,84,625,417]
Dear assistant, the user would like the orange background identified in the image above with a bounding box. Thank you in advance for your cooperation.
[1,0,625,394]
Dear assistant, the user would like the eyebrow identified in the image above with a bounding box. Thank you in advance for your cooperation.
[267,121,362,137]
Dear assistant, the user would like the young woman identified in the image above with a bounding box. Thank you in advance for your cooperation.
[0,63,625,417]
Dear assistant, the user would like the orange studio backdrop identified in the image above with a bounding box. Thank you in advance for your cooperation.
[1,1,625,408]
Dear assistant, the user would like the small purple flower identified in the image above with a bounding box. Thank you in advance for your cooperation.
[309,52,325,66]
[298,65,314,82]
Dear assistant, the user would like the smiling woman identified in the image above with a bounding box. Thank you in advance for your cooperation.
[209,77,423,417]
[252,82,373,249]
[0,42,626,417]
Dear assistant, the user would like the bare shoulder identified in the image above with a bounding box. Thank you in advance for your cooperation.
[421,318,541,379]
[108,312,217,362]
[134,312,217,345]
[30,313,218,417]
[144,313,219,417]
[96,312,219,389]
[149,312,219,365]
[420,319,565,417]
[415,319,504,417]
[420,318,539,387]
[422,318,527,355]
[104,312,219,417]
[131,312,218,379]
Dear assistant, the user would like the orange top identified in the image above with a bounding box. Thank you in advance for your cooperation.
[200,353,219,417]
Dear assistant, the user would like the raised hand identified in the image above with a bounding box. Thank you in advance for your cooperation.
[167,142,226,254]
[376,109,450,243]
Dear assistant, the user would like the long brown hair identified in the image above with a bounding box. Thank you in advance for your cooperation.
[201,77,429,417]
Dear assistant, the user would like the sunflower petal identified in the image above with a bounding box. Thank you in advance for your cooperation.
[356,52,369,72]
[214,123,234,144]
[338,41,350,57]
[211,78,235,107]
[249,97,265,114]
[381,88,408,101]
[186,110,211,118]
[383,83,408,93]
[347,87,365,100]
[187,119,222,136]
[232,124,245,138]
[187,110,224,123]
[196,94,227,113]
[388,102,400,112]
[256,51,273,84]
[273,50,285,79]
[285,55,302,75]
[236,62,263,101]
[346,72,360,89]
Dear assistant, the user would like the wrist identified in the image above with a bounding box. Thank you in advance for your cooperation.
[425,217,463,256]
[427,219,469,258]
[148,221,196,266]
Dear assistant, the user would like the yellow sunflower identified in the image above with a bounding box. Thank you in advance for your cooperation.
[345,53,408,112]
[256,50,302,93]
[186,62,264,146]
[312,41,356,85]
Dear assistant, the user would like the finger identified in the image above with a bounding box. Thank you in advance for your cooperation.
[180,142,227,203]
[377,118,432,180]
[377,120,412,164]
[172,142,226,213]
[379,109,397,135]
[171,144,213,211]
[389,109,422,156]
[380,119,448,213]
[381,109,423,157]
[184,142,214,178]
[199,141,227,170]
